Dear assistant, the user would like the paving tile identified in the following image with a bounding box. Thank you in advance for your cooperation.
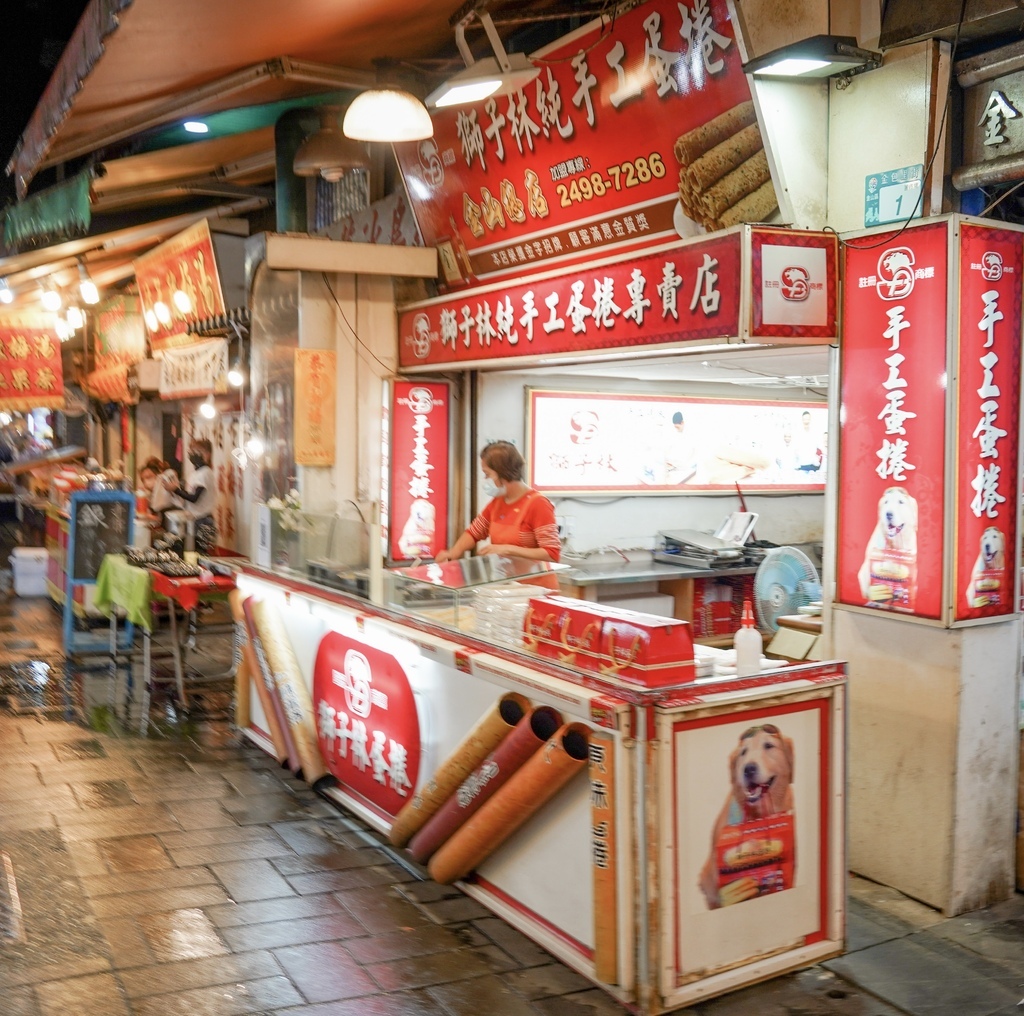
[81,865,217,898]
[167,836,295,867]
[35,759,146,785]
[335,884,433,934]
[501,962,593,1000]
[209,857,296,902]
[846,896,916,952]
[270,988,451,1016]
[34,972,130,1016]
[427,973,545,1015]
[365,948,498,992]
[135,907,229,963]
[0,956,113,992]
[95,915,157,969]
[157,825,282,851]
[72,779,136,809]
[164,797,237,830]
[272,845,388,876]
[271,818,341,853]
[344,924,465,964]
[415,894,492,925]
[472,916,552,968]
[98,834,174,872]
[395,879,466,904]
[51,738,107,761]
[2,985,41,1016]
[131,975,303,1016]
[89,884,232,918]
[220,910,366,952]
[272,940,379,1003]
[59,812,183,842]
[531,988,631,1015]
[0,811,56,833]
[118,949,283,999]
[222,791,334,825]
[205,892,343,929]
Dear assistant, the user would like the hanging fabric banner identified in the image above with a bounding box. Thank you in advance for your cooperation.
[294,349,336,466]
[94,292,146,370]
[0,312,65,411]
[158,339,227,399]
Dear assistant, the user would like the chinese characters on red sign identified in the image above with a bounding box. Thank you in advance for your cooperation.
[399,233,741,368]
[389,382,450,561]
[0,314,64,411]
[954,224,1021,621]
[395,0,754,287]
[837,222,949,619]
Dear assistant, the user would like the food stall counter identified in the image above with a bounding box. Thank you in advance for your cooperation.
[233,562,846,1013]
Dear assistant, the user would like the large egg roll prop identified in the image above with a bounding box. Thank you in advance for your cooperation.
[388,691,530,847]
[242,596,299,772]
[252,600,330,788]
[408,706,562,864]
[428,722,591,885]
[228,591,251,729]
[231,591,287,764]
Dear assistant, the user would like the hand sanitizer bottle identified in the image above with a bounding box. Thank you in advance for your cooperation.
[734,599,762,677]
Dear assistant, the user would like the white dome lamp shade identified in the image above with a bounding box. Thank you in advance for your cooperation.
[342,89,433,143]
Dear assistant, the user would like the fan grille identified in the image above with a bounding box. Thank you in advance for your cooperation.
[754,547,820,631]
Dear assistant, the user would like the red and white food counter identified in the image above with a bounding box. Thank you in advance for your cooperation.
[235,564,845,1013]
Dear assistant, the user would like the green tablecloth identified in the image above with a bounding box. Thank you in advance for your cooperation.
[95,554,152,631]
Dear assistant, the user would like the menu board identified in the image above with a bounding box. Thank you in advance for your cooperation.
[527,389,827,495]
[70,491,134,581]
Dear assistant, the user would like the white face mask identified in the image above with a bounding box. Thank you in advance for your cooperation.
[482,477,506,499]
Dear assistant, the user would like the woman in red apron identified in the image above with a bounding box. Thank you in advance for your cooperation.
[435,441,561,568]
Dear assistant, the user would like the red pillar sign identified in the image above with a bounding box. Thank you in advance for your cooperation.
[837,222,949,619]
[953,224,1022,621]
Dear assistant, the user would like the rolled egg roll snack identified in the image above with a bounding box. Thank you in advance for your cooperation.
[388,691,530,847]
[253,600,330,788]
[674,100,756,165]
[428,722,591,885]
[701,149,771,220]
[686,123,764,193]
[717,179,779,228]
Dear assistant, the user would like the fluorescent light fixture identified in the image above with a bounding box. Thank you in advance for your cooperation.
[154,300,171,325]
[0,280,12,304]
[40,288,61,312]
[66,306,84,330]
[426,10,540,109]
[743,35,882,79]
[343,89,433,142]
[172,289,192,314]
[295,106,370,177]
[183,120,209,134]
[78,263,99,305]
[199,394,217,420]
[227,360,244,387]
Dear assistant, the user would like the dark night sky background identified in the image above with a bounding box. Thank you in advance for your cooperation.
[1,0,92,205]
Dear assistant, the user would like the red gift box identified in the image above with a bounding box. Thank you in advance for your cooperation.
[524,595,694,687]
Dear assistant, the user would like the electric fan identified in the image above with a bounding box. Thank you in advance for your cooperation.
[753,546,821,632]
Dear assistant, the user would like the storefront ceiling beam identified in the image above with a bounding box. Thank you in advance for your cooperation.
[263,234,437,278]
[89,180,274,215]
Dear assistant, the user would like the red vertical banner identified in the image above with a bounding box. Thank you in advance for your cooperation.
[0,313,65,411]
[954,224,1022,621]
[389,381,450,562]
[836,222,949,619]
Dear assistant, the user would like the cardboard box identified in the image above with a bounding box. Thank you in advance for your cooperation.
[10,547,48,598]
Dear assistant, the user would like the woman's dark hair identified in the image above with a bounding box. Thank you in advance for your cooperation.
[192,438,213,460]
[140,456,167,476]
[480,440,524,482]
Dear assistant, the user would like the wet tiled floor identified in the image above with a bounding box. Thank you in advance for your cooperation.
[0,589,1021,1015]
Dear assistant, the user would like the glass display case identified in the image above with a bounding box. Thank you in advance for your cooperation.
[385,556,567,643]
[256,505,371,598]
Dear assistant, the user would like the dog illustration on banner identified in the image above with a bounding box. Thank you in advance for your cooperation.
[857,486,919,609]
[397,499,436,559]
[699,723,796,910]
[966,525,1006,609]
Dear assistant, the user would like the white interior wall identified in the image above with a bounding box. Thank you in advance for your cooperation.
[475,369,826,554]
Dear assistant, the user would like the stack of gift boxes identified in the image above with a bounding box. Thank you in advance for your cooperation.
[689,575,757,639]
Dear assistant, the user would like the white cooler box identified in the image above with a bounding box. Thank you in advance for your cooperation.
[10,547,48,597]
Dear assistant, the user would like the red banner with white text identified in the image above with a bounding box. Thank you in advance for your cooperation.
[953,223,1022,621]
[389,381,450,562]
[836,222,949,619]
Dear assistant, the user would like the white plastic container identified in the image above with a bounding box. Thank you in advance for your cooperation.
[734,599,763,677]
[10,548,48,597]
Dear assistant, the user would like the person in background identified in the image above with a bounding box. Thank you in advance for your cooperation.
[164,438,217,553]
[435,441,560,566]
[138,457,178,531]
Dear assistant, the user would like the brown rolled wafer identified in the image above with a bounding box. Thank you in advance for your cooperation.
[677,169,699,219]
[686,124,764,193]
[388,691,530,847]
[428,722,590,885]
[701,149,771,220]
[674,100,756,165]
[253,600,330,788]
[717,179,779,228]
[238,595,292,767]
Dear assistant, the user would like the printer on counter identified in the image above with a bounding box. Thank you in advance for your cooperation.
[655,512,758,568]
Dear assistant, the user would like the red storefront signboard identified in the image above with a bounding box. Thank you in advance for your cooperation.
[395,0,758,288]
[389,381,450,561]
[0,313,65,411]
[313,631,421,819]
[134,219,226,353]
[837,221,949,619]
[953,223,1021,621]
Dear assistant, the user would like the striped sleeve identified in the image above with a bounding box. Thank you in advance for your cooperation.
[525,495,561,562]
[465,500,494,543]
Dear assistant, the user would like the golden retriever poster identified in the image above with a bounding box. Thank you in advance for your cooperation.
[698,723,796,909]
[857,485,919,609]
[965,525,1006,609]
